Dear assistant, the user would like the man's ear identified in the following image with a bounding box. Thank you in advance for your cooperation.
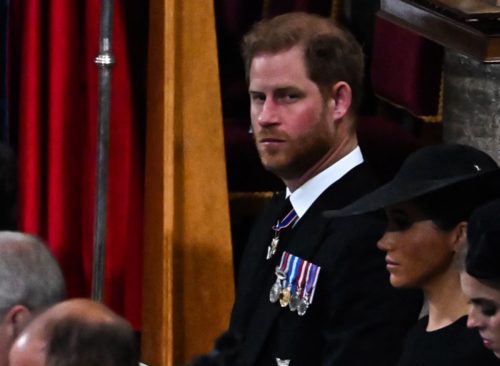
[2,305,32,338]
[330,81,352,120]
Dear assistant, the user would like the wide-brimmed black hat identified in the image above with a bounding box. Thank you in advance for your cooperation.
[324,144,500,217]
[466,198,500,280]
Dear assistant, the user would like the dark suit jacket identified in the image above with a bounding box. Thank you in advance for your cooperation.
[229,163,422,366]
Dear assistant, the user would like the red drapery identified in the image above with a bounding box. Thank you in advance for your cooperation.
[8,0,146,329]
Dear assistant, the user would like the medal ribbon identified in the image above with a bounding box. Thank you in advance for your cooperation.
[273,251,321,312]
[295,260,308,296]
[304,264,316,300]
[291,259,305,294]
[278,251,288,272]
[282,253,292,286]
[309,265,321,304]
[303,262,313,299]
[272,209,298,232]
[304,264,321,304]
[286,255,300,291]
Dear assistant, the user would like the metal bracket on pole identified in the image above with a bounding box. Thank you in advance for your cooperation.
[92,0,115,302]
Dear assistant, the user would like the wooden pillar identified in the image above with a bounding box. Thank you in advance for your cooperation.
[141,1,234,365]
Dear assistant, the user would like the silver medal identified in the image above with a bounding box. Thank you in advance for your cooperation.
[297,297,309,316]
[270,269,286,303]
[289,289,300,312]
[266,236,280,260]
[276,358,290,366]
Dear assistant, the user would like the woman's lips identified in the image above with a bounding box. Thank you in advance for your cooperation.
[385,257,399,271]
[482,337,494,350]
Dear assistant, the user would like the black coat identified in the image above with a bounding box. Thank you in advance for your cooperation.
[229,163,423,366]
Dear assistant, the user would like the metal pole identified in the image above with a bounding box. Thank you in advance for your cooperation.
[92,0,115,301]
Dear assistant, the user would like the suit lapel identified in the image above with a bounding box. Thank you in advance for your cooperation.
[240,196,331,365]
[230,193,289,332]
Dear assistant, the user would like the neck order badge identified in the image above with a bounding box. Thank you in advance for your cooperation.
[267,208,298,260]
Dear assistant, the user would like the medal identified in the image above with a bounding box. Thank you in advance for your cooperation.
[270,253,290,303]
[297,262,321,316]
[267,233,280,260]
[289,287,300,311]
[266,208,298,260]
[297,296,309,316]
[270,268,286,303]
[290,260,306,311]
[279,285,291,307]
[280,255,299,307]
[287,256,302,311]
[276,358,290,366]
[269,251,321,316]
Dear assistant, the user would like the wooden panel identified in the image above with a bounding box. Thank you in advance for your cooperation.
[142,0,234,365]
[422,0,500,17]
[381,0,500,62]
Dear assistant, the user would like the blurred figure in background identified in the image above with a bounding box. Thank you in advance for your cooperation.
[9,298,139,366]
[461,198,500,359]
[0,231,65,366]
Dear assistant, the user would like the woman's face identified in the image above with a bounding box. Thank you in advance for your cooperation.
[377,202,457,288]
[461,272,500,358]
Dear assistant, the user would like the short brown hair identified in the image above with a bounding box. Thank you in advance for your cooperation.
[46,316,139,366]
[241,12,365,110]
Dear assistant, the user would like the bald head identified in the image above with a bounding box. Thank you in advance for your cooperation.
[38,298,121,324]
[9,299,139,366]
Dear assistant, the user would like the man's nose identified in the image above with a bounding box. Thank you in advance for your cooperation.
[258,99,279,126]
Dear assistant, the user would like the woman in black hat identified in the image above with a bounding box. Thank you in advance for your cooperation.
[461,198,500,359]
[325,143,500,365]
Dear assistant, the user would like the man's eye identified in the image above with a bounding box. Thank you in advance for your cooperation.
[281,93,300,102]
[275,90,301,102]
[250,93,265,103]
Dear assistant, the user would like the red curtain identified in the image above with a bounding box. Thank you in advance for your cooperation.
[8,0,146,329]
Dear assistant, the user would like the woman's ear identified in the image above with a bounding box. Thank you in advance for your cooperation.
[330,81,352,120]
[451,221,468,252]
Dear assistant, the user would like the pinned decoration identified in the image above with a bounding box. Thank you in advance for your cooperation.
[270,251,321,316]
[267,208,298,260]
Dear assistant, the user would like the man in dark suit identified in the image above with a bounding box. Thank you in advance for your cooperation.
[190,12,422,366]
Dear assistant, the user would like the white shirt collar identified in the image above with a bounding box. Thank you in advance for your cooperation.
[286,146,363,218]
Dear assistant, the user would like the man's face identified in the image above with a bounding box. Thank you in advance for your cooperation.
[249,46,335,182]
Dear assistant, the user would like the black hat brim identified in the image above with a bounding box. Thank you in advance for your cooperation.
[324,168,500,218]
